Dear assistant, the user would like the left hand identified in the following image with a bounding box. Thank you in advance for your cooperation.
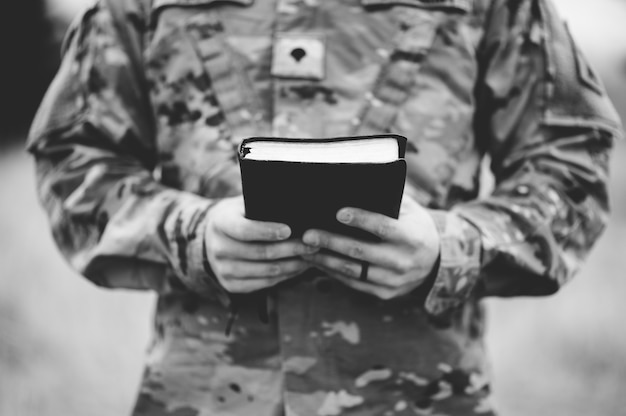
[302,195,440,300]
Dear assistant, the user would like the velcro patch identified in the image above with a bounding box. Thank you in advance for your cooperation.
[271,33,326,81]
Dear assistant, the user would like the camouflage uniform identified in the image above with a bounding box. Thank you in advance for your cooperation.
[28,0,622,414]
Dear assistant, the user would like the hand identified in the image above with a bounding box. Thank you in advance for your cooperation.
[302,196,440,300]
[204,196,317,293]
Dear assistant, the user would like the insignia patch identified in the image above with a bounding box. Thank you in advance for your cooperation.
[271,33,326,80]
[567,25,603,95]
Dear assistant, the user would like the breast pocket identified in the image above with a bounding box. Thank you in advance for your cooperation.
[353,0,471,136]
[146,0,260,197]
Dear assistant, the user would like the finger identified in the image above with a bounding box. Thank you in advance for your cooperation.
[305,252,422,290]
[214,236,319,261]
[302,230,401,270]
[222,273,300,293]
[303,252,400,289]
[218,214,292,242]
[333,274,403,300]
[312,264,403,301]
[223,272,301,294]
[217,259,307,293]
[336,208,402,241]
[218,258,309,281]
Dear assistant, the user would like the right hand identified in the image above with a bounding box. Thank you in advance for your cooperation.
[204,196,316,293]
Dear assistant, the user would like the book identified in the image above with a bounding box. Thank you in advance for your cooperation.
[238,135,408,241]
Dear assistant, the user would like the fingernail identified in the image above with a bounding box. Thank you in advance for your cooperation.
[276,227,291,240]
[303,233,319,247]
[337,209,352,224]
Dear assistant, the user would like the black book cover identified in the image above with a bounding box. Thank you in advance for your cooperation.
[238,135,408,241]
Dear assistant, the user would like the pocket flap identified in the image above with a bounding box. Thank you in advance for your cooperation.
[361,0,470,13]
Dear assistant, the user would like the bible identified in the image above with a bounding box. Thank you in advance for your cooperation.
[238,135,408,241]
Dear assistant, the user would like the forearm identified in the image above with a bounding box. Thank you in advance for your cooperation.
[26,1,230,300]
[419,0,621,317]
[457,129,612,295]
[32,140,226,301]
[423,126,614,315]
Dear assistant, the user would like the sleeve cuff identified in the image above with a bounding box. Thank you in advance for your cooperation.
[165,197,230,306]
[423,210,482,316]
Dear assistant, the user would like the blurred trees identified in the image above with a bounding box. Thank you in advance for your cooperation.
[0,0,59,140]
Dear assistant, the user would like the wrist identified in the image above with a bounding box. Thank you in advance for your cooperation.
[168,198,230,305]
[422,210,482,316]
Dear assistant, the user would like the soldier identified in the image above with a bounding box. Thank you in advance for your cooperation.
[28,0,622,415]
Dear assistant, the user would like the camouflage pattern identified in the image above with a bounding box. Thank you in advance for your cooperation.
[28,0,622,415]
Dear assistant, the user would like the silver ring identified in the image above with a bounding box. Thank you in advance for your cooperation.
[359,262,369,281]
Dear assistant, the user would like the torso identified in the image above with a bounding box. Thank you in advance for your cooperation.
[134,1,497,415]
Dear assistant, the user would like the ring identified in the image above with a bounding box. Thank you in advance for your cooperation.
[359,261,369,281]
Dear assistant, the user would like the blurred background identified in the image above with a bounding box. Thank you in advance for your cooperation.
[0,0,625,415]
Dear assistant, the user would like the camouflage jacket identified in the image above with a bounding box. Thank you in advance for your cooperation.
[28,0,622,415]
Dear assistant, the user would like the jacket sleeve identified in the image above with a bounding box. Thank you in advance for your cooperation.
[27,1,227,303]
[423,0,623,315]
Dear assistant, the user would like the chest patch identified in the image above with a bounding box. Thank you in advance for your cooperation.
[271,33,326,80]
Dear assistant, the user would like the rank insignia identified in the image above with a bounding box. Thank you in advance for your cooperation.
[271,33,326,80]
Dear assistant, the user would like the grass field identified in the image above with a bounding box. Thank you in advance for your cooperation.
[1,1,625,415]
